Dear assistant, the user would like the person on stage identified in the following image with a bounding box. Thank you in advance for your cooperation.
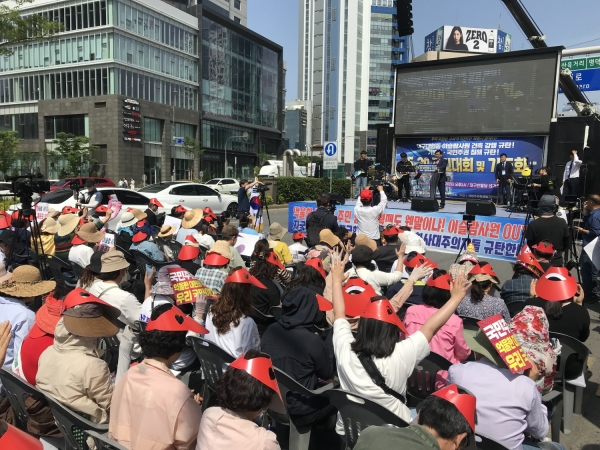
[430,150,448,209]
[494,153,514,205]
[354,150,372,199]
[395,152,413,201]
[533,167,558,198]
[562,149,582,199]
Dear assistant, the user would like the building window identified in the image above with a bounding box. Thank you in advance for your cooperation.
[45,114,87,139]
[234,16,241,24]
[144,118,163,142]
[234,0,241,10]
[0,113,38,139]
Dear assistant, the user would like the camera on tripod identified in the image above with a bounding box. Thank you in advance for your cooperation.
[256,183,271,193]
[7,174,50,199]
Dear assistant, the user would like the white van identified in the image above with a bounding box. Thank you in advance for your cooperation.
[258,160,306,177]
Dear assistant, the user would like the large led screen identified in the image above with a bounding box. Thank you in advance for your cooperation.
[394,51,559,135]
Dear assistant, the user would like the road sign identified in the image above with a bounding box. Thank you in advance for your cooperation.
[173,137,184,145]
[559,68,600,93]
[561,56,600,71]
[323,141,338,170]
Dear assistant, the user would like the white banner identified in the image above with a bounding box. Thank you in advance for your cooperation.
[35,202,49,220]
[235,232,260,257]
[98,233,115,253]
[163,215,182,236]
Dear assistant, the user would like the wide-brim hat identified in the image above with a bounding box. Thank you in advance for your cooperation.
[207,240,232,260]
[268,222,287,241]
[355,234,377,252]
[319,229,340,248]
[57,214,80,237]
[76,222,104,243]
[0,265,55,298]
[62,289,121,337]
[462,328,507,369]
[40,217,61,234]
[47,207,60,219]
[130,208,148,221]
[120,212,137,228]
[100,250,130,272]
[203,252,230,266]
[34,295,65,336]
[0,263,12,283]
[182,209,203,229]
[535,266,578,301]
[157,225,176,239]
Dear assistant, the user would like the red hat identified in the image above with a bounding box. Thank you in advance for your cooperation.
[229,352,285,414]
[175,205,187,214]
[126,207,134,212]
[78,217,86,226]
[0,211,11,229]
[535,267,578,302]
[361,297,407,334]
[516,250,544,278]
[315,294,333,311]
[62,288,121,337]
[360,189,373,202]
[383,226,401,237]
[132,231,148,243]
[432,384,476,432]
[203,207,217,220]
[178,244,200,261]
[404,252,438,269]
[265,251,284,270]
[71,235,86,245]
[203,215,214,224]
[426,272,453,290]
[61,206,78,214]
[95,205,109,214]
[532,241,555,255]
[64,287,114,310]
[292,231,307,240]
[469,263,499,283]
[146,304,208,334]
[185,235,198,244]
[203,252,230,266]
[305,258,327,280]
[149,198,164,207]
[343,277,378,316]
[136,219,147,228]
[30,292,65,337]
[0,420,43,449]
[225,268,267,289]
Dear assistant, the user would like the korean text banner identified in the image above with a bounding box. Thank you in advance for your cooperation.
[168,267,215,305]
[478,314,532,374]
[396,136,544,200]
[288,202,527,262]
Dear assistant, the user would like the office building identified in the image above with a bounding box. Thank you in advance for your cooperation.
[284,99,310,152]
[0,0,282,183]
[298,0,407,164]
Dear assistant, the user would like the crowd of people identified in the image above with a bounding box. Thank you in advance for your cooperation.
[0,188,594,450]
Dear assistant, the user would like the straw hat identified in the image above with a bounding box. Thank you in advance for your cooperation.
[0,263,11,283]
[57,214,80,237]
[130,208,147,221]
[47,208,60,219]
[120,212,137,228]
[268,222,287,241]
[100,250,130,273]
[355,234,377,251]
[76,222,104,243]
[31,294,65,337]
[182,208,203,229]
[0,265,55,298]
[62,289,121,337]
[206,240,232,260]
[319,229,340,248]
[157,225,176,239]
[40,217,60,235]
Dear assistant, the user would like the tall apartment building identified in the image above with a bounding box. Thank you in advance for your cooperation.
[0,0,282,183]
[298,0,407,164]
[285,99,310,151]
[161,0,247,26]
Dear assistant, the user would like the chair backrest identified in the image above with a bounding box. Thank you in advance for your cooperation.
[407,351,452,402]
[549,331,591,384]
[328,389,409,449]
[506,301,525,318]
[43,393,109,450]
[460,316,481,332]
[190,337,234,392]
[46,256,70,288]
[0,368,45,428]
[70,262,85,279]
[170,241,182,260]
[86,430,129,450]
[474,433,509,449]
[98,336,120,374]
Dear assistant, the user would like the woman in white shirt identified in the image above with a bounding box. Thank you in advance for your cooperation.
[329,251,471,436]
[346,244,405,295]
[205,268,265,357]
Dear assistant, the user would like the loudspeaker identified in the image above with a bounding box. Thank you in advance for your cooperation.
[376,124,394,171]
[466,200,496,216]
[411,198,439,212]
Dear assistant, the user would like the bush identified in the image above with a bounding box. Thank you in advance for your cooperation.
[265,195,273,206]
[276,177,351,203]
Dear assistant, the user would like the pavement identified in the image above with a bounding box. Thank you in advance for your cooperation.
[232,207,600,450]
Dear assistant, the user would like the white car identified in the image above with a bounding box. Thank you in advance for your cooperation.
[138,182,238,216]
[203,178,240,194]
[12,187,152,230]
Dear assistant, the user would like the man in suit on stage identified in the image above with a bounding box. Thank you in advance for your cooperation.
[430,150,448,209]
[495,153,514,205]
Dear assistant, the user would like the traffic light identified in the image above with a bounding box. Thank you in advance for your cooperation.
[396,0,413,37]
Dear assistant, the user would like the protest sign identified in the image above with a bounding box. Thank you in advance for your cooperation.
[478,314,532,374]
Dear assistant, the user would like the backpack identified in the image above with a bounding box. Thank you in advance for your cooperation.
[306,209,327,247]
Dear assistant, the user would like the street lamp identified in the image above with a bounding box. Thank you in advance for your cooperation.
[224,132,248,178]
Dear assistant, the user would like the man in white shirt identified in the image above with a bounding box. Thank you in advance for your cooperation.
[288,231,308,263]
[562,149,582,198]
[355,186,386,244]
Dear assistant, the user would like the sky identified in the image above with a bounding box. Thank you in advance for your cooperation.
[248,0,600,105]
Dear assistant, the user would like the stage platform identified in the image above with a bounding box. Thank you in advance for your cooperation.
[287,198,528,262]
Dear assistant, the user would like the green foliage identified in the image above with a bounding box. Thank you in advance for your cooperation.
[0,0,62,56]
[276,177,351,203]
[49,133,97,177]
[18,150,40,175]
[264,195,273,206]
[295,155,323,167]
[182,136,203,177]
[277,194,285,204]
[257,152,274,166]
[0,131,21,179]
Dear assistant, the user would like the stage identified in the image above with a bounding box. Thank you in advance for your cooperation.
[287,199,528,262]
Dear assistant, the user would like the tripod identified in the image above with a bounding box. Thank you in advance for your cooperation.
[564,204,582,283]
[454,219,473,263]
[517,206,535,253]
[255,189,271,231]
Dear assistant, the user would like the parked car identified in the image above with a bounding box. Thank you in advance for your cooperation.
[138,182,238,216]
[50,177,115,191]
[203,178,239,193]
[12,187,151,230]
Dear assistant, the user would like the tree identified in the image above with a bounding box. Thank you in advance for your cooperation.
[0,0,62,56]
[49,133,97,177]
[18,150,40,175]
[181,136,204,179]
[0,131,21,180]
[257,152,274,166]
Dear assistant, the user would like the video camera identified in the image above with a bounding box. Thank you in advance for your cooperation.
[69,179,81,201]
[256,182,271,193]
[7,174,50,199]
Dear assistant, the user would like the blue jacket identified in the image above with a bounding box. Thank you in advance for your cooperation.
[582,207,600,246]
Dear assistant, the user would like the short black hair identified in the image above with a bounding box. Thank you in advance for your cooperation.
[138,303,187,359]
[500,153,507,158]
[360,150,367,154]
[316,193,330,207]
[285,262,326,292]
[384,234,399,244]
[400,152,407,157]
[239,179,249,186]
[399,226,411,232]
[422,269,452,308]
[352,314,399,359]
[418,395,471,444]
[435,150,442,155]
[84,179,96,187]
[239,214,250,228]
[217,349,275,413]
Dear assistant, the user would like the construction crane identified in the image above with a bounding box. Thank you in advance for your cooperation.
[501,0,597,117]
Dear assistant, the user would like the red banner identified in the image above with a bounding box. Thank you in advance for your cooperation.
[168,267,215,305]
[478,314,532,374]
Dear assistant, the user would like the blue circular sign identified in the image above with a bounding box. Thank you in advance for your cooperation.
[325,142,337,156]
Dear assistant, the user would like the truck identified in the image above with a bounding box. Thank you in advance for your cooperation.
[258,160,307,178]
